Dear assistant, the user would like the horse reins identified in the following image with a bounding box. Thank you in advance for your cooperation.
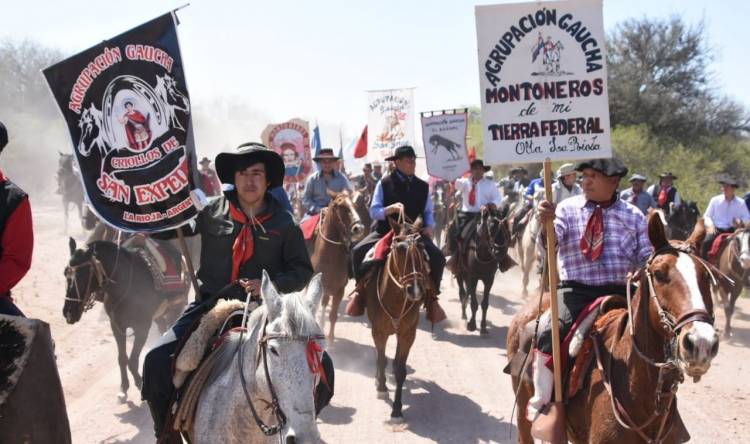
[237,316,326,437]
[65,256,112,312]
[316,199,361,248]
[472,211,509,265]
[593,245,717,443]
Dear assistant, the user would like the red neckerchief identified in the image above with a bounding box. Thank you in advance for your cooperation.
[658,186,670,207]
[0,169,6,182]
[580,196,617,262]
[229,202,273,281]
[468,179,478,206]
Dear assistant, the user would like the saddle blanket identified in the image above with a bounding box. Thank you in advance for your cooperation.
[124,237,185,293]
[708,233,733,260]
[301,213,321,241]
[363,231,395,265]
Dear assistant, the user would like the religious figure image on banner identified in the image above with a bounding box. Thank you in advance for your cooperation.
[421,111,470,181]
[475,0,611,166]
[261,118,311,184]
[43,13,198,232]
[367,89,415,162]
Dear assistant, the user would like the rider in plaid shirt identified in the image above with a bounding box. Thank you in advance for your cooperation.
[528,158,652,420]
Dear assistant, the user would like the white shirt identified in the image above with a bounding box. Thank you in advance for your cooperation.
[704,195,750,229]
[455,177,502,213]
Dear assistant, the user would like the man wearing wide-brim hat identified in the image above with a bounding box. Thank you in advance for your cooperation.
[348,145,446,323]
[700,173,750,258]
[445,159,503,273]
[550,162,582,204]
[620,173,657,215]
[141,145,327,439]
[529,158,653,420]
[302,148,353,217]
[647,171,682,212]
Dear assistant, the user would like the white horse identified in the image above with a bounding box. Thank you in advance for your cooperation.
[516,206,540,298]
[193,271,324,444]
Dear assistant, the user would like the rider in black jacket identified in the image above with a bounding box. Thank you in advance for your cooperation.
[141,145,321,439]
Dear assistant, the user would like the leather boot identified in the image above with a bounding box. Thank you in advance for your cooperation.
[527,350,554,422]
[345,279,367,316]
[425,298,447,324]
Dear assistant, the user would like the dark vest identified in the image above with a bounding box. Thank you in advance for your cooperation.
[375,173,429,234]
[651,185,677,209]
[0,179,27,245]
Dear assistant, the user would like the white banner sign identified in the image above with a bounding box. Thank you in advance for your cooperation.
[367,88,415,162]
[421,111,470,181]
[475,0,611,165]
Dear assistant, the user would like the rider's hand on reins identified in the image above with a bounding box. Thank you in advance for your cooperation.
[239,278,262,297]
[385,202,405,216]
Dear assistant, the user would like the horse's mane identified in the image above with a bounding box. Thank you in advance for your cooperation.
[279,292,319,338]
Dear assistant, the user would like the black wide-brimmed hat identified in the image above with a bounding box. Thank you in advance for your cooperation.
[470,159,491,172]
[717,173,741,188]
[313,148,341,162]
[0,121,7,150]
[659,172,677,180]
[215,142,285,188]
[384,145,419,161]
[199,156,211,165]
[574,158,628,178]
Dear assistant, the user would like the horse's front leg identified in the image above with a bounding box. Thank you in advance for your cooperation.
[457,276,467,320]
[110,318,130,402]
[480,278,492,335]
[328,286,344,342]
[128,322,150,390]
[467,278,479,332]
[373,330,388,397]
[319,290,330,337]
[724,287,742,339]
[390,330,416,422]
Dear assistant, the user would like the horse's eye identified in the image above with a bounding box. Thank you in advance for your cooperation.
[653,269,670,283]
[269,345,279,356]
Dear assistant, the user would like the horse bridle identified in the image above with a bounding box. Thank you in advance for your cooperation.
[316,199,361,248]
[237,317,326,437]
[377,232,430,330]
[473,211,509,265]
[593,245,718,443]
[64,256,112,313]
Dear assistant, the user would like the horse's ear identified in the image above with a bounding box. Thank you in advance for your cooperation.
[261,270,282,320]
[647,211,669,250]
[686,218,707,253]
[303,273,323,315]
[69,237,77,256]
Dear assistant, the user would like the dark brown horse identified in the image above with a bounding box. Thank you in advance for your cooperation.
[365,217,431,422]
[352,187,372,236]
[63,239,187,402]
[713,223,750,339]
[508,214,727,443]
[310,191,365,341]
[455,207,514,334]
[57,153,84,233]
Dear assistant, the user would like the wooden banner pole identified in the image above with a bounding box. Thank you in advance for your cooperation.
[543,158,563,402]
[176,226,201,298]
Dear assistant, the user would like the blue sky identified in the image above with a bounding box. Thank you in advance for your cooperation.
[2,0,747,145]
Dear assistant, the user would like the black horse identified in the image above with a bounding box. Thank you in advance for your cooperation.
[667,201,700,240]
[57,153,84,234]
[455,208,514,334]
[428,134,462,161]
[63,239,187,402]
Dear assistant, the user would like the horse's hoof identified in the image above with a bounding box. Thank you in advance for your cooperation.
[117,392,127,403]
[376,390,389,400]
[467,320,476,332]
[461,312,467,320]
[387,416,405,425]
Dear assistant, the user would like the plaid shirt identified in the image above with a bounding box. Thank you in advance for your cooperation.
[540,194,652,286]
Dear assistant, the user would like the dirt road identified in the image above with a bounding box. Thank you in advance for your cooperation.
[13,204,749,443]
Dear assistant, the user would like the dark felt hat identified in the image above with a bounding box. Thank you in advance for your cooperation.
[199,156,211,165]
[384,145,419,161]
[717,173,741,187]
[0,121,7,151]
[313,148,341,161]
[215,142,284,188]
[574,158,628,178]
[470,158,491,172]
[659,172,677,180]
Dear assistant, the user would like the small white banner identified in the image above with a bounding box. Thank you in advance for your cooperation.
[475,0,611,165]
[421,111,470,181]
[367,88,416,162]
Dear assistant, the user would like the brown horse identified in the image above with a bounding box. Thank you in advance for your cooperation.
[508,214,727,443]
[310,191,365,341]
[352,187,372,236]
[365,217,431,422]
[713,223,750,339]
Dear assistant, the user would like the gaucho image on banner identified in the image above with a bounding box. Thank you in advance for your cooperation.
[260,118,312,185]
[475,0,611,165]
[43,12,198,232]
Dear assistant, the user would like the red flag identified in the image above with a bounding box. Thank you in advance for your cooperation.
[354,125,367,158]
[468,146,476,161]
